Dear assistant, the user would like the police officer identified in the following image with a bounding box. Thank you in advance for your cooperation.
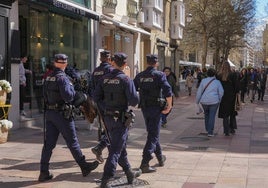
[134,54,172,173]
[91,50,113,163]
[94,52,141,188]
[92,50,113,91]
[38,54,99,182]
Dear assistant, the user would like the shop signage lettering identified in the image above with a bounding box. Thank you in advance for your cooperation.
[37,0,99,20]
[52,0,85,17]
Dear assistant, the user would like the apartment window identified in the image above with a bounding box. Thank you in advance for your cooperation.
[174,5,177,20]
[145,9,149,21]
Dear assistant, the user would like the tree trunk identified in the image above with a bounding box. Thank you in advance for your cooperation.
[201,33,208,69]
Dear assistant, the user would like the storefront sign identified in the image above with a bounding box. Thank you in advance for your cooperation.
[37,0,99,20]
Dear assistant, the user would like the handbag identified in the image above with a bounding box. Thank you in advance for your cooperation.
[235,93,242,111]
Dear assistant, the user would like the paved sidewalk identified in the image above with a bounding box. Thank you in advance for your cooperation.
[1,89,268,188]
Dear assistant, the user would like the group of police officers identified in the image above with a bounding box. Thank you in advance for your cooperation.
[38,50,173,188]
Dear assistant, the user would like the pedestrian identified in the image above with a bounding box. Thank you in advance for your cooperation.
[247,68,258,103]
[38,54,99,182]
[185,72,194,96]
[217,61,240,136]
[196,67,207,88]
[161,67,178,128]
[257,68,267,101]
[91,50,113,163]
[93,52,141,188]
[134,54,172,173]
[19,55,32,116]
[239,68,247,103]
[196,68,224,137]
[43,63,54,80]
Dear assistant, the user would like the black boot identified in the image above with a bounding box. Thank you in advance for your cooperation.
[80,160,99,177]
[38,171,53,182]
[125,168,142,184]
[139,164,156,173]
[91,145,104,163]
[100,178,112,188]
[157,155,166,167]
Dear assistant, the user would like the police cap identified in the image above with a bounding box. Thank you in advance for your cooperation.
[114,52,127,67]
[55,54,68,63]
[146,54,158,64]
[100,50,111,58]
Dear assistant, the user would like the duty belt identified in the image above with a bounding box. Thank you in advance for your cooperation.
[46,104,64,110]
[104,110,122,118]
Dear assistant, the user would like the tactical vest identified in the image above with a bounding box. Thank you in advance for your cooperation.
[103,73,127,110]
[44,72,66,106]
[139,70,162,107]
[92,62,111,89]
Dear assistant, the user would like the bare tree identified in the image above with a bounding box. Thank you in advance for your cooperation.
[183,0,256,70]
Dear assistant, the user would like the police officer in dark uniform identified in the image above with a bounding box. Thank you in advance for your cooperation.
[38,54,99,182]
[134,54,172,173]
[94,52,141,188]
[91,50,113,163]
[92,50,113,91]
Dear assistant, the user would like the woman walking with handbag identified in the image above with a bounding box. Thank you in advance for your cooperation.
[196,68,224,137]
[217,62,240,136]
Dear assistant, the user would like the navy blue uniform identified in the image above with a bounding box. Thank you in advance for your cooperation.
[92,61,113,92]
[91,60,113,157]
[134,66,172,167]
[94,68,139,180]
[40,68,85,171]
[38,54,98,182]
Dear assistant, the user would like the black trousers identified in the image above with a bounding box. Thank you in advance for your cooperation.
[19,84,26,111]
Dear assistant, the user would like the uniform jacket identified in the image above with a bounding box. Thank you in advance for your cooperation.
[91,61,113,90]
[133,66,172,107]
[44,68,75,105]
[93,69,139,112]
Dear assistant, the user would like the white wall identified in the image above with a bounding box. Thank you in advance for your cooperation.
[9,1,21,129]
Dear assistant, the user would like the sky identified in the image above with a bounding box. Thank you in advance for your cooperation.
[255,0,267,19]
[246,0,267,50]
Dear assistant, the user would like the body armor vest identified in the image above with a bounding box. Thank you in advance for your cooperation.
[44,72,65,106]
[103,73,127,110]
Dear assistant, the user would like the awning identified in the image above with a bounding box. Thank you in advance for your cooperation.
[37,0,100,21]
[179,60,201,67]
[228,59,236,67]
[0,0,13,8]
[101,15,151,36]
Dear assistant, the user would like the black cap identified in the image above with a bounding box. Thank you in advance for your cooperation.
[55,54,68,63]
[114,52,127,66]
[100,50,111,58]
[146,54,158,64]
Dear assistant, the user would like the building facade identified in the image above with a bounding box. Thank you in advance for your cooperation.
[263,24,268,66]
[5,0,186,129]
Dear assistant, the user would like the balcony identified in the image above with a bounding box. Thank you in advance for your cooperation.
[142,0,163,12]
[142,8,161,30]
[102,0,117,16]
[141,0,163,30]
[127,0,138,24]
